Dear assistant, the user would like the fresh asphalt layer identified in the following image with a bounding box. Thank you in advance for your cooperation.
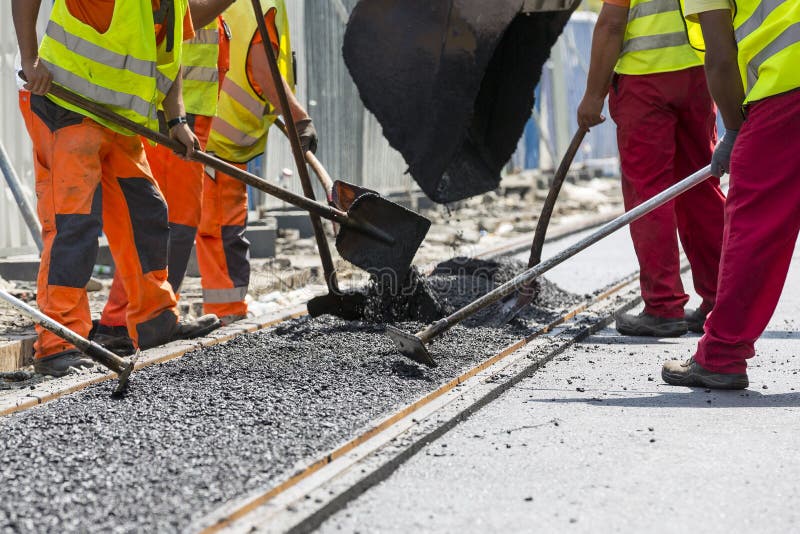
[0,248,591,533]
[320,243,800,533]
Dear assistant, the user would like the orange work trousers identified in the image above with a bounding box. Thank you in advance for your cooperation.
[100,115,212,329]
[196,164,250,317]
[19,92,178,358]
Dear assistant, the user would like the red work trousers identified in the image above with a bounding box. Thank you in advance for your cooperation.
[196,165,250,317]
[19,92,178,357]
[695,89,800,374]
[100,115,212,328]
[609,66,725,318]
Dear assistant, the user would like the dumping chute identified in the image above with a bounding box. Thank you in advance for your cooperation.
[344,0,580,203]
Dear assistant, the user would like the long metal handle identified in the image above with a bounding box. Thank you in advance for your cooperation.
[527,128,587,267]
[0,141,43,252]
[251,0,339,292]
[417,165,713,342]
[0,289,128,375]
[42,82,393,245]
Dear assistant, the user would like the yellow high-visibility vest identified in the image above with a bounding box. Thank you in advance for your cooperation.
[39,0,188,134]
[207,0,294,163]
[734,0,800,104]
[182,19,221,117]
[615,0,704,75]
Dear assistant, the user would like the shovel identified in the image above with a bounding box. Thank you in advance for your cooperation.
[387,165,713,367]
[252,1,367,320]
[40,81,427,277]
[490,128,588,326]
[0,289,136,395]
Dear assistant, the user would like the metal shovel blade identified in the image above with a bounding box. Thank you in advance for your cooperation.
[331,180,376,211]
[111,352,139,397]
[386,325,436,367]
[336,193,431,284]
[307,291,368,320]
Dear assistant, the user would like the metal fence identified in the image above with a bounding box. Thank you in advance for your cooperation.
[0,3,614,252]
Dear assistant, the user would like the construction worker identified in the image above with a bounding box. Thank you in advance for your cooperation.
[577,0,726,337]
[198,0,317,324]
[93,3,236,354]
[12,0,215,376]
[662,1,800,389]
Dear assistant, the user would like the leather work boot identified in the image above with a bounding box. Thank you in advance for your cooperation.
[172,314,222,340]
[615,312,688,337]
[219,314,248,327]
[662,357,749,390]
[34,350,95,377]
[91,324,136,356]
[685,308,709,334]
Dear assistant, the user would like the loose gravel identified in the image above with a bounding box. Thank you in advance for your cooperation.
[0,258,581,533]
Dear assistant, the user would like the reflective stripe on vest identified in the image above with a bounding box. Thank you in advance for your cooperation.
[39,0,188,134]
[615,0,703,75]
[207,0,294,163]
[734,0,800,103]
[182,19,221,117]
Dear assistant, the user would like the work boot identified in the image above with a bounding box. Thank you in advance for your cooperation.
[615,312,688,337]
[685,308,708,334]
[662,357,749,390]
[34,350,95,377]
[172,314,222,340]
[219,314,248,327]
[91,324,136,356]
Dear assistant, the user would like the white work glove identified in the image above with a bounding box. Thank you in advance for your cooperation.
[710,129,739,177]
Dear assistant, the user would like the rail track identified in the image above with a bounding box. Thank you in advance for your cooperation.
[1,212,651,534]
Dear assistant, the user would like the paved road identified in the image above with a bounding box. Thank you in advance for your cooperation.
[320,245,800,533]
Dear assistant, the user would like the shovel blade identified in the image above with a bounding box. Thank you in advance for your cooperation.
[386,325,436,367]
[307,291,368,321]
[332,180,376,211]
[336,193,431,285]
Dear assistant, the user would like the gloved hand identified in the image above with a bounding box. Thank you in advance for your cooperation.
[295,117,318,154]
[710,129,739,177]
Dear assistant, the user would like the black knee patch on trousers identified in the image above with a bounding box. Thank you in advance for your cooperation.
[117,177,169,274]
[49,185,102,287]
[167,222,197,293]
[136,308,177,349]
[31,94,85,133]
[221,225,250,288]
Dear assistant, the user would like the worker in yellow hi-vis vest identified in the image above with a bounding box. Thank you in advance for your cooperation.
[198,0,317,324]
[94,4,236,355]
[12,0,216,375]
[577,0,726,339]
[662,0,800,389]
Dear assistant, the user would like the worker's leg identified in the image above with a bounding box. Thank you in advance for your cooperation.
[99,115,211,327]
[609,72,686,318]
[100,130,179,349]
[694,90,800,374]
[672,66,725,314]
[196,165,250,319]
[20,93,103,361]
[148,114,212,295]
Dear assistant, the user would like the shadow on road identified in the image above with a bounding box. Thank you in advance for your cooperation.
[526,389,800,408]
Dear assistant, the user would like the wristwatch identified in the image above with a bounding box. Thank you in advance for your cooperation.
[167,116,188,129]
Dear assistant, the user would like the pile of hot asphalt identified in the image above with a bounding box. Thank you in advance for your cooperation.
[0,258,582,533]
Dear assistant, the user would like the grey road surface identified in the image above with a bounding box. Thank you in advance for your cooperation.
[320,246,800,533]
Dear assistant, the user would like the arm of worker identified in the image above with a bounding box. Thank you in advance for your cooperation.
[576,2,628,130]
[12,0,52,95]
[250,39,318,154]
[189,0,237,29]
[162,70,200,158]
[695,9,744,176]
